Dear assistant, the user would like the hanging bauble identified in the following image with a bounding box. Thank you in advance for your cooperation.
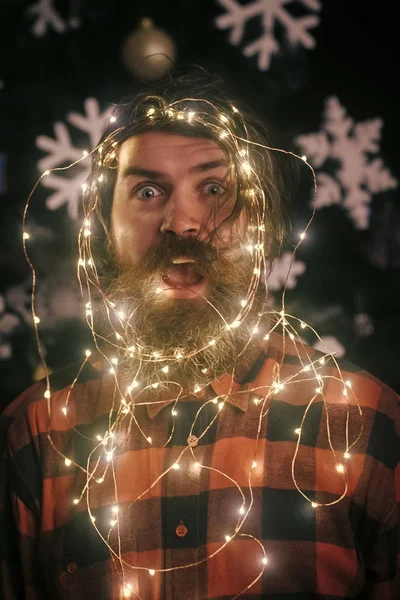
[121,18,176,81]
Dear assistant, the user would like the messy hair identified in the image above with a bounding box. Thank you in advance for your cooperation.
[78,66,295,271]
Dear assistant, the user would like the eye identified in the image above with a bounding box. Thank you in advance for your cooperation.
[204,182,225,196]
[135,185,162,200]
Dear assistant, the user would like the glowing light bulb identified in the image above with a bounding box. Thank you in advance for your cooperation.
[43,170,50,176]
[336,463,345,474]
[231,105,239,113]
[97,477,104,484]
[262,557,268,565]
[149,569,155,576]
[344,452,351,459]
[147,108,155,116]
[253,267,261,275]
[110,519,117,527]
[194,385,201,393]
[81,183,88,192]
[319,358,325,365]
[44,390,50,399]
[85,349,92,358]
[251,461,257,469]
[155,287,163,294]
[316,387,322,394]
[23,232,30,240]
[152,383,159,389]
[240,299,247,307]
[65,458,72,466]
[253,397,261,405]
[172,463,180,470]
[98,174,104,182]
[220,114,228,123]
[106,450,114,461]
[225,535,231,542]
[90,515,96,522]
[289,333,295,340]
[109,367,115,375]
[311,502,318,508]
[218,402,224,410]
[227,320,241,329]
[73,498,79,505]
[112,506,119,514]
[83,228,91,237]
[295,428,301,435]
[264,334,270,341]
[161,366,169,373]
[345,380,352,388]
[152,351,160,358]
[171,409,178,416]
[301,155,307,162]
[147,436,152,443]
[208,339,216,346]
[300,232,306,240]
[78,259,85,267]
[110,115,116,123]
[33,316,40,324]
[241,161,251,175]
[212,398,218,404]
[62,407,67,415]
[252,326,259,334]
[239,506,245,515]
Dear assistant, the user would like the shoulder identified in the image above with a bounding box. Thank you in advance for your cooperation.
[1,356,105,453]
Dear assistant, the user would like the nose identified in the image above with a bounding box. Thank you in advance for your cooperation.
[160,192,202,238]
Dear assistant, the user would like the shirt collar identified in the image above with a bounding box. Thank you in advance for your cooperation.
[89,337,273,421]
[145,339,270,420]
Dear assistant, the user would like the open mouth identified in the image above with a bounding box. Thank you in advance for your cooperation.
[160,256,208,298]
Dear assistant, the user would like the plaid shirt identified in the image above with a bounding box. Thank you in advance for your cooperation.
[1,333,399,599]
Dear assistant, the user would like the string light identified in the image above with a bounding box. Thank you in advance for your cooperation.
[23,232,30,240]
[22,93,364,594]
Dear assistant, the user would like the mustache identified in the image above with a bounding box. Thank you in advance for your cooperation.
[126,236,220,279]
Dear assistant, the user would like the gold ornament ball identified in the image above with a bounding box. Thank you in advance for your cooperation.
[121,18,176,81]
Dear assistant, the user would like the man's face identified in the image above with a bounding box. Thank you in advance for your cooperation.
[111,132,242,301]
[105,131,263,387]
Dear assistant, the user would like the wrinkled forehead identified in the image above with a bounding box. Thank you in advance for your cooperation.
[117,132,231,177]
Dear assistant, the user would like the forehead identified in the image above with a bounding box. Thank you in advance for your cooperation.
[117,132,227,172]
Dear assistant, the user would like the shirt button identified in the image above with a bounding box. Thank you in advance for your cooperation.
[176,521,188,537]
[187,435,198,447]
[66,562,78,574]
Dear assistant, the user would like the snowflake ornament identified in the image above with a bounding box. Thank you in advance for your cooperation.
[313,335,345,358]
[0,291,28,360]
[268,251,306,291]
[215,0,321,71]
[36,98,111,218]
[27,0,81,38]
[296,97,398,229]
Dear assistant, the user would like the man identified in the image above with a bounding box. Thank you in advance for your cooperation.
[1,68,399,599]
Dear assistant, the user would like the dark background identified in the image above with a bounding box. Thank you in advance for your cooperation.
[0,0,399,410]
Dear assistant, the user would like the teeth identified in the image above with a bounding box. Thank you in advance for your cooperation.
[172,257,196,264]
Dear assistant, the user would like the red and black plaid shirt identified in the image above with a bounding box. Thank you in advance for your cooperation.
[1,333,399,599]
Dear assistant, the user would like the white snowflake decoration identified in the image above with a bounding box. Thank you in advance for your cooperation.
[313,335,345,358]
[27,0,81,38]
[296,97,398,229]
[36,98,111,218]
[268,251,306,290]
[215,0,321,71]
[0,291,28,360]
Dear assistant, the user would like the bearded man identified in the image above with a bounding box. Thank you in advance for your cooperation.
[1,69,399,600]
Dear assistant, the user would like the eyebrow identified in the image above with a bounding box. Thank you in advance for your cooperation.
[121,160,229,181]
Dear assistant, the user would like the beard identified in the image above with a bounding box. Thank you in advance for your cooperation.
[99,234,269,398]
